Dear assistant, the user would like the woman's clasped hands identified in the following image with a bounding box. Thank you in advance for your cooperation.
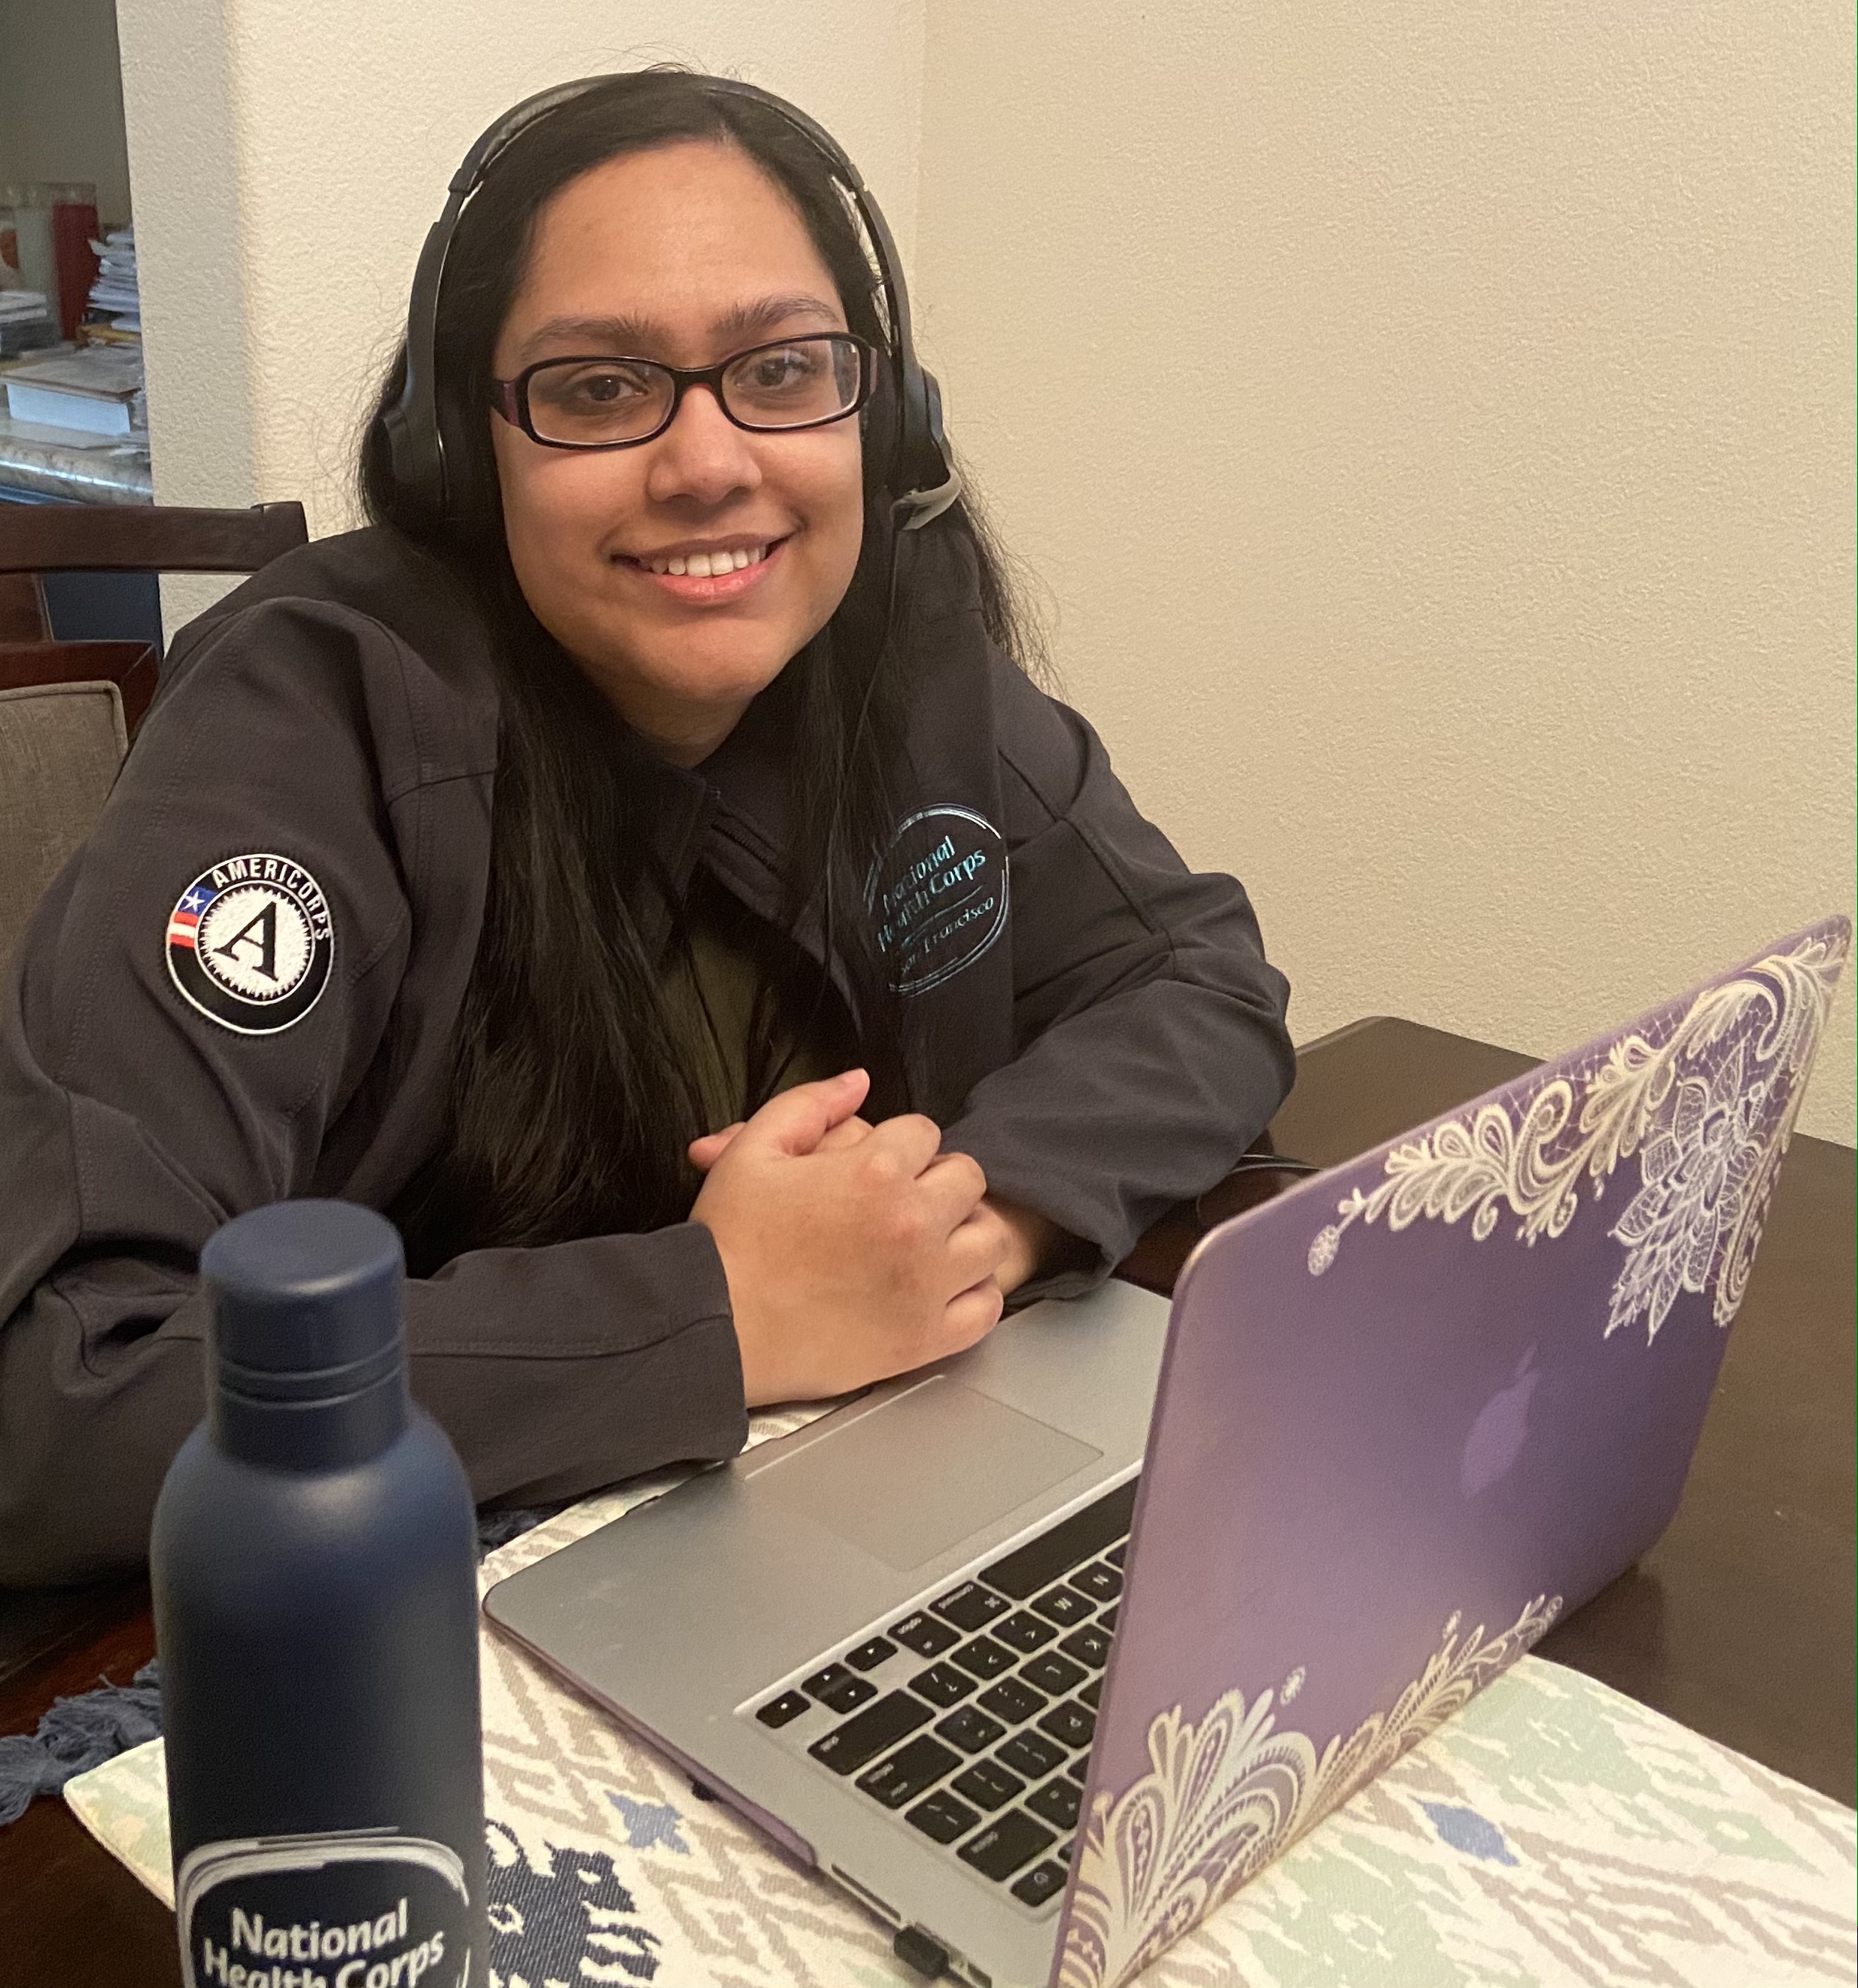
[689,1069,1051,1406]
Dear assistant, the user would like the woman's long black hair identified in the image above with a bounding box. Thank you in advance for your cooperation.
[357,69,1032,1264]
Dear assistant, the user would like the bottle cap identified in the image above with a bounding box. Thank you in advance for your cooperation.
[202,1200,406,1406]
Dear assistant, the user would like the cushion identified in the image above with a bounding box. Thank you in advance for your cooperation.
[0,679,127,968]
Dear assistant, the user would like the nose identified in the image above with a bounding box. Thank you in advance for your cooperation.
[643,385,762,509]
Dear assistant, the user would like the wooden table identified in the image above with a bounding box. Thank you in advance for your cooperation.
[2,1016,1851,1986]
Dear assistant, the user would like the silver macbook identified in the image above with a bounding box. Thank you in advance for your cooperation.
[485,918,1846,1988]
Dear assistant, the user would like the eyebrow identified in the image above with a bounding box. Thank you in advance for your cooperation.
[515,293,843,363]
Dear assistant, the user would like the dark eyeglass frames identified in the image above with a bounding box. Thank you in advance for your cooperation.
[492,333,874,450]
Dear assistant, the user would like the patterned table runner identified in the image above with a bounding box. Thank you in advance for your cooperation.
[65,1409,1857,1988]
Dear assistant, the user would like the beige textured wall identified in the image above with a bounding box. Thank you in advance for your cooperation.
[918,2,1855,1141]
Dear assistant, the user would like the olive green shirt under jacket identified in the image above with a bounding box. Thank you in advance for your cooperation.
[661,868,849,1137]
[0,524,1293,1584]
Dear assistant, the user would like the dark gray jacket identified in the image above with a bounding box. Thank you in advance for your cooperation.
[0,526,1292,1583]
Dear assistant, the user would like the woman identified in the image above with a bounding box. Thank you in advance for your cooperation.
[0,71,1292,1585]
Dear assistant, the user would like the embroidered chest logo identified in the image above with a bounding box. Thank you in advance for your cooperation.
[866,805,1009,995]
[166,853,334,1035]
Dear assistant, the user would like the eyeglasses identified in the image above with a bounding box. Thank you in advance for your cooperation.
[492,333,874,450]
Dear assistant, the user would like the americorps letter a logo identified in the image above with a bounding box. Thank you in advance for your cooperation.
[166,853,334,1035]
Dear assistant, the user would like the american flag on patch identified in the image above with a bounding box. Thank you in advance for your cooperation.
[166,885,215,950]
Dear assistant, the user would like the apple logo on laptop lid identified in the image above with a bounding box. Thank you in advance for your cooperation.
[1461,1345,1540,1499]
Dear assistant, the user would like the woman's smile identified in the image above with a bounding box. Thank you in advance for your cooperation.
[614,532,791,602]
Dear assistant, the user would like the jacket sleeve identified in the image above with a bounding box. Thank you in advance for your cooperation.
[0,601,746,1588]
[938,658,1295,1298]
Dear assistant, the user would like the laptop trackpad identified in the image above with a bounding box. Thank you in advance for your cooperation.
[752,1377,1102,1572]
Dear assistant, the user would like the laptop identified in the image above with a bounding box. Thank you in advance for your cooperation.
[485,916,1848,1988]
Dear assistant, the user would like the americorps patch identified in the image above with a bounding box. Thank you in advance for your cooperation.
[165,853,334,1035]
[866,804,1009,995]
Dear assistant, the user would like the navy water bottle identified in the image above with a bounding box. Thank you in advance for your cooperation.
[152,1200,485,1988]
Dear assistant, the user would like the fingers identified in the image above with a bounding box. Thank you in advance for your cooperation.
[977,1193,1055,1295]
[816,1115,877,1153]
[725,1068,871,1160]
[945,1202,1014,1290]
[692,1090,881,1175]
[688,1122,747,1172]
[914,1148,991,1236]
[692,1096,882,1172]
[859,1111,948,1180]
[939,1277,1006,1354]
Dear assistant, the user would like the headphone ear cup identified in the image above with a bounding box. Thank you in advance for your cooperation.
[893,363,960,530]
[434,393,479,524]
[388,360,473,526]
[895,356,929,491]
[912,368,952,494]
[384,400,440,518]
[861,358,905,499]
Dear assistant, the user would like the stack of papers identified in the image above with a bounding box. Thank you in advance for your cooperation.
[3,345,145,437]
[86,229,139,333]
[0,288,57,359]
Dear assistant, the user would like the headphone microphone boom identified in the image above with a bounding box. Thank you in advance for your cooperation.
[382,74,962,533]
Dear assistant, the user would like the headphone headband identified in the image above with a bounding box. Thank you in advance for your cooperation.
[383,73,959,530]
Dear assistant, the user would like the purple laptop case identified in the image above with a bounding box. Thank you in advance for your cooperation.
[1054,917,1849,1988]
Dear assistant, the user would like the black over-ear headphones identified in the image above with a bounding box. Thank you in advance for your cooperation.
[382,73,961,533]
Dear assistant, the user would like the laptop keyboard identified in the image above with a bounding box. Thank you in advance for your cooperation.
[747,1477,1137,1912]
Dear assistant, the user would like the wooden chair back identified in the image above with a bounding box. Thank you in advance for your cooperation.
[0,500,309,716]
[0,500,309,579]
[0,575,49,643]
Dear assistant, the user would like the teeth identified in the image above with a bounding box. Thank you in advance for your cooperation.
[642,543,769,576]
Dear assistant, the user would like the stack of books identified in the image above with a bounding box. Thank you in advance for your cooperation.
[0,289,57,360]
[85,228,140,338]
[2,345,145,438]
